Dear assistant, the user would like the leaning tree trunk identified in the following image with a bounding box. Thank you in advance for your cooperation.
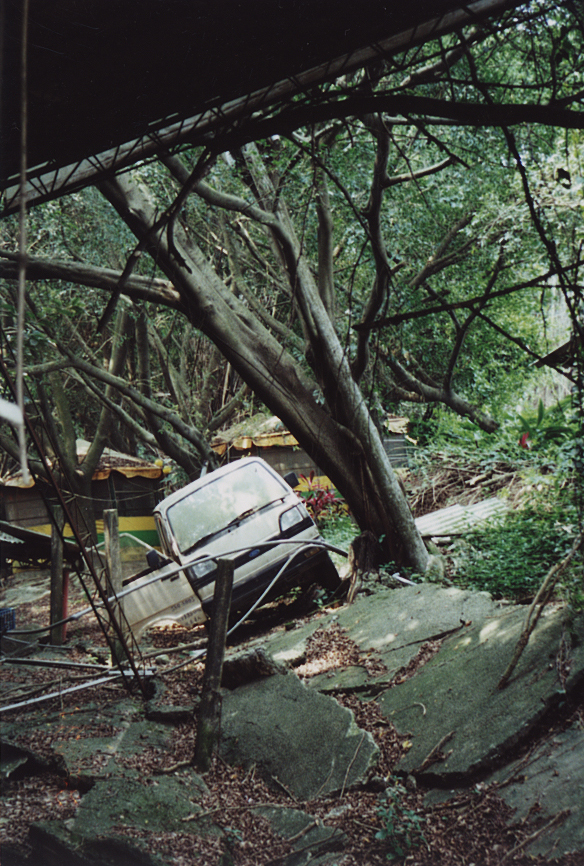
[99,173,429,572]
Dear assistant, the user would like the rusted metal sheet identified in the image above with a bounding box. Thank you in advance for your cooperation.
[415,497,508,538]
[0,519,80,563]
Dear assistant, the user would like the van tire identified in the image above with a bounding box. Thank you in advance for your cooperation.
[316,554,341,591]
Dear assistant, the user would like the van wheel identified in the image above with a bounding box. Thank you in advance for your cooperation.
[317,554,341,591]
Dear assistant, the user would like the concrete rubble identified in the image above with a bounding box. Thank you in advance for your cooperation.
[2,581,583,864]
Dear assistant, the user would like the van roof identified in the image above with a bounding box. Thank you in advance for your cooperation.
[153,457,281,515]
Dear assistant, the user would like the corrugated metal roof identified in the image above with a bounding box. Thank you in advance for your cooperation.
[212,421,408,455]
[212,430,300,456]
[1,441,163,488]
[2,0,521,207]
[415,497,508,537]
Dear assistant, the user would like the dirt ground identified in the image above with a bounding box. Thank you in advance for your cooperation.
[1,564,583,866]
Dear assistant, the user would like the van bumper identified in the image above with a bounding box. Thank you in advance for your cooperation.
[202,546,338,616]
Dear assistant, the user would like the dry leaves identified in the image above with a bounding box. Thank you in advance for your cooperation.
[2,578,582,865]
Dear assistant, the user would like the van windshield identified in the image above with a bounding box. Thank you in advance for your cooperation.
[167,462,288,554]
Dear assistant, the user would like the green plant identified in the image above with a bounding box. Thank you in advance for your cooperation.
[451,494,581,600]
[516,397,578,452]
[375,783,427,860]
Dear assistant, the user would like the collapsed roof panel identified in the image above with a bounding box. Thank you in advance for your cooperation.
[1,0,522,210]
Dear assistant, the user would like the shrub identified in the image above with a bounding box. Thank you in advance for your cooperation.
[298,471,346,525]
[375,782,427,860]
[451,496,581,600]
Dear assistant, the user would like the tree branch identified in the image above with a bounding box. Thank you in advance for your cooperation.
[443,250,504,390]
[381,352,498,432]
[382,155,456,188]
[0,252,181,308]
[353,114,398,382]
[316,165,335,319]
[358,261,584,330]
[215,94,584,153]
[408,214,475,291]
[498,530,584,690]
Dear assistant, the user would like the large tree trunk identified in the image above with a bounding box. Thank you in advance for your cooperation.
[99,173,429,572]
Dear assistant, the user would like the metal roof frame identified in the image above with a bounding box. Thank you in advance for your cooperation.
[1,0,523,214]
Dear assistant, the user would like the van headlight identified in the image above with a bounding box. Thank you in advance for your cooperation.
[192,558,217,579]
[279,506,304,532]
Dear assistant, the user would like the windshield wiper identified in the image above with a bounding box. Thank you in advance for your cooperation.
[225,495,286,529]
[224,506,260,530]
[182,528,224,556]
[181,496,286,556]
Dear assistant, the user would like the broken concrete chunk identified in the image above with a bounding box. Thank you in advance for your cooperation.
[255,805,346,866]
[0,738,65,781]
[71,774,208,838]
[145,679,195,722]
[29,821,168,866]
[219,672,379,800]
[378,606,584,783]
[221,646,288,689]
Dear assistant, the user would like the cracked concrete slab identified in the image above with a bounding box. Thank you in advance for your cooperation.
[254,584,500,694]
[72,774,208,837]
[254,806,346,866]
[376,604,584,783]
[2,699,178,783]
[488,726,584,858]
[218,672,379,800]
[334,584,498,654]
[3,579,584,863]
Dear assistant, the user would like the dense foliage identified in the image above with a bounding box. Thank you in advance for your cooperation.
[0,0,582,561]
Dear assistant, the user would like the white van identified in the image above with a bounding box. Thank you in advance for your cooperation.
[121,457,339,638]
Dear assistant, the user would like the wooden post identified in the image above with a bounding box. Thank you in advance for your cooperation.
[103,508,127,667]
[50,507,66,645]
[193,559,233,772]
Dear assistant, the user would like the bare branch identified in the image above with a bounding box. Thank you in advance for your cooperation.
[408,215,474,290]
[399,25,486,90]
[382,155,456,188]
[443,250,504,390]
[359,261,584,330]
[219,94,584,152]
[353,114,401,382]
[381,352,498,432]
[0,252,181,307]
[316,166,335,319]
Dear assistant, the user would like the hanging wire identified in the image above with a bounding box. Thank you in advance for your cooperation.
[16,0,30,485]
[0,346,149,697]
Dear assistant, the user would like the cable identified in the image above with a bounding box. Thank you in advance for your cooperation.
[1,537,349,640]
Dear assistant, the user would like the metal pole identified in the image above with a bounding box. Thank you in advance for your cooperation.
[49,506,65,645]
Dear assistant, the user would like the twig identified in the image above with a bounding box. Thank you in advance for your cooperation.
[153,759,193,775]
[265,827,343,865]
[340,731,366,798]
[498,531,584,690]
[286,818,320,844]
[142,638,207,659]
[497,743,541,788]
[271,774,298,800]
[414,730,455,773]
[500,810,570,863]
[182,801,302,824]
[312,761,337,801]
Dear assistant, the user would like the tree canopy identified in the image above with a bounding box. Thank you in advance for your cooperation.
[1,0,582,566]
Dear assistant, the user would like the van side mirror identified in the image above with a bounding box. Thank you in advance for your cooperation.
[146,549,163,570]
[283,471,299,489]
